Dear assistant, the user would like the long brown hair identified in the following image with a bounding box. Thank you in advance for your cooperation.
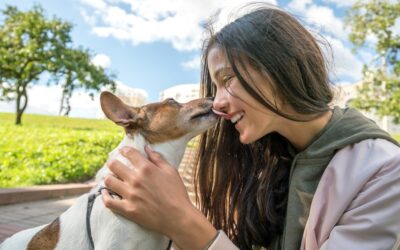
[194,4,334,250]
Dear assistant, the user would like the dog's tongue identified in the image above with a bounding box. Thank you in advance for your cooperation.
[212,109,232,120]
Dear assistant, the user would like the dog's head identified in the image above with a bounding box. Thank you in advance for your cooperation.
[100,91,218,144]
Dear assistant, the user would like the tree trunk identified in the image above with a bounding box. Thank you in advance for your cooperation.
[59,72,74,116]
[15,84,28,125]
[62,87,73,117]
[15,89,22,126]
[59,84,67,116]
[63,105,71,116]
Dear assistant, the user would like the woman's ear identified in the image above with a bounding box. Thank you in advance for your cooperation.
[100,91,142,128]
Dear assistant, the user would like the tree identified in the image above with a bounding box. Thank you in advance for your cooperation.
[0,5,72,125]
[345,0,400,122]
[0,5,117,123]
[50,47,116,116]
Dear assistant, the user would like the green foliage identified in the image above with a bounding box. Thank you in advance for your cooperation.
[52,47,116,116]
[345,0,400,122]
[0,113,123,187]
[0,4,116,124]
[0,5,73,125]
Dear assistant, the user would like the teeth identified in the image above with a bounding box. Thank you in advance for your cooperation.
[230,112,244,124]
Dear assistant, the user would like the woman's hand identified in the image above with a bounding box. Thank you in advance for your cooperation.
[101,145,217,249]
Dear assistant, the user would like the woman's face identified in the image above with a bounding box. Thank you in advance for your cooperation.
[208,46,285,144]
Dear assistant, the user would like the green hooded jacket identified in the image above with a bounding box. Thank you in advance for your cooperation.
[270,107,399,250]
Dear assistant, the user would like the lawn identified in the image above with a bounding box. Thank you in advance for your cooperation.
[0,112,399,188]
[0,113,123,187]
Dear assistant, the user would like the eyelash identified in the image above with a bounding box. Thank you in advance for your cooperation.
[222,75,233,86]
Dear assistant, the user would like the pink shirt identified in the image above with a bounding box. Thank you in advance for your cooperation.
[205,139,400,250]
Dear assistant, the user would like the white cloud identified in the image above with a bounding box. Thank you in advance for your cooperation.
[29,85,62,114]
[324,0,398,8]
[287,0,312,12]
[322,0,356,8]
[114,80,148,99]
[80,0,278,51]
[80,0,366,84]
[0,80,150,119]
[81,0,107,10]
[334,80,354,86]
[69,91,100,118]
[357,49,375,64]
[0,85,101,118]
[287,0,365,83]
[92,53,111,68]
[181,55,201,70]
[288,1,350,41]
[324,35,363,81]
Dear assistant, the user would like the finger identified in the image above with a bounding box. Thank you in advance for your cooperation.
[103,174,130,198]
[107,159,134,183]
[119,146,151,168]
[101,189,127,214]
[102,189,141,223]
[144,145,167,168]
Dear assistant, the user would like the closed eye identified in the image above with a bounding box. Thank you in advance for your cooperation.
[165,98,181,106]
[222,75,234,86]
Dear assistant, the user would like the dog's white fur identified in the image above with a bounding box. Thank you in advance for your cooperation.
[0,93,217,250]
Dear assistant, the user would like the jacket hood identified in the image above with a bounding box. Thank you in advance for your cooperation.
[299,106,398,160]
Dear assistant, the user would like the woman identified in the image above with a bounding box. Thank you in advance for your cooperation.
[102,4,400,250]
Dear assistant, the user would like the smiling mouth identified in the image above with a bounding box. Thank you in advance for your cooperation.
[231,112,244,124]
[190,109,214,120]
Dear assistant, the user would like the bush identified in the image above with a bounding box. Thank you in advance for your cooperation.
[0,113,123,187]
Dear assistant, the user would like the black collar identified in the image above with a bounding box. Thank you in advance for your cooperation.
[86,186,120,249]
[85,187,172,249]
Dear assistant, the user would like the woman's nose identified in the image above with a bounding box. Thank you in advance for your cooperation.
[212,89,228,113]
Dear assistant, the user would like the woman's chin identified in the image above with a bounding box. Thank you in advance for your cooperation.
[239,133,253,144]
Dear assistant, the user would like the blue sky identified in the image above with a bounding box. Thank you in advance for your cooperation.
[1,0,370,118]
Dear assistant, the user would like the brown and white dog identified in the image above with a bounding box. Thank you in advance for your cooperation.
[0,91,217,250]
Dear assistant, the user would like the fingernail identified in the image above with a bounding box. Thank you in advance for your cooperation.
[119,147,127,155]
[103,175,109,184]
[101,189,110,197]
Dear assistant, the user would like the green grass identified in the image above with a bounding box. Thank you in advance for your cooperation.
[1,112,399,188]
[0,112,123,187]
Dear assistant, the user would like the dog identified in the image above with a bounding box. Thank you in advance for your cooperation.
[0,91,218,250]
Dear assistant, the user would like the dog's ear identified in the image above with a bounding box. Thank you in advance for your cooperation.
[100,91,143,128]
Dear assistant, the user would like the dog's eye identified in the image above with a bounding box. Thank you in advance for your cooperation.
[165,98,180,106]
[166,98,176,103]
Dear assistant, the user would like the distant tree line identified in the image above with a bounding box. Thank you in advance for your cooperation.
[0,4,116,125]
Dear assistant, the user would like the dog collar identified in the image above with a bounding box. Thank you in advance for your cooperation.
[85,187,173,249]
[86,187,121,249]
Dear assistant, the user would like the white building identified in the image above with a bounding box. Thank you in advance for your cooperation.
[159,83,200,103]
[333,82,400,133]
